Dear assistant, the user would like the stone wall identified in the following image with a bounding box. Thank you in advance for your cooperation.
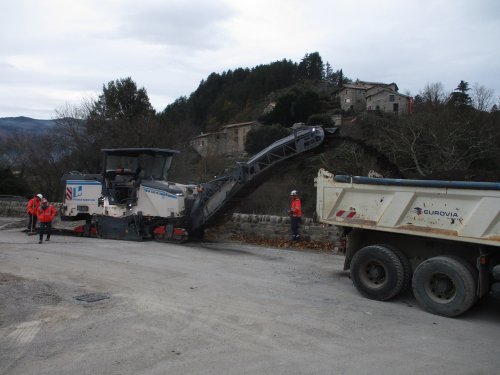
[205,213,343,247]
[0,200,28,217]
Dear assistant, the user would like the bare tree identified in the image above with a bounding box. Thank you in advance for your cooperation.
[380,116,432,176]
[53,101,102,173]
[419,82,447,106]
[471,83,495,112]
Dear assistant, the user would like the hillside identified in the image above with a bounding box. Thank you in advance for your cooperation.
[0,52,498,205]
[0,116,56,137]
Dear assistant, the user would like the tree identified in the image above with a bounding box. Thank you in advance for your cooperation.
[448,80,472,109]
[260,90,322,127]
[245,124,290,154]
[297,52,324,81]
[92,77,155,121]
[0,132,67,200]
[471,83,495,112]
[53,101,102,173]
[358,109,500,178]
[325,62,334,84]
[337,69,345,87]
[307,113,334,127]
[419,82,447,106]
[0,168,28,196]
[86,77,157,147]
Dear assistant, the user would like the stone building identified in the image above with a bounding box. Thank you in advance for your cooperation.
[190,121,259,158]
[335,81,412,115]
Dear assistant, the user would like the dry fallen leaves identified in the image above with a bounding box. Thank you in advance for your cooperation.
[229,234,340,254]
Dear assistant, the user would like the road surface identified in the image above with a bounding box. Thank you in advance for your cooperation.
[1,228,499,375]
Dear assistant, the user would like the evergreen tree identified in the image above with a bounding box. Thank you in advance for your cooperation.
[244,124,290,154]
[297,52,324,81]
[86,77,157,147]
[337,69,344,87]
[325,62,334,84]
[448,80,472,109]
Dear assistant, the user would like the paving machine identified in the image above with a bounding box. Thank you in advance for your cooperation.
[60,126,336,242]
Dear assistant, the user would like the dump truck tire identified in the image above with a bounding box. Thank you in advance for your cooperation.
[350,245,405,301]
[412,256,477,317]
[377,244,412,293]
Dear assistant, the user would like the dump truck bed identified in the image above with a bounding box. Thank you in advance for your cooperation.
[315,169,500,247]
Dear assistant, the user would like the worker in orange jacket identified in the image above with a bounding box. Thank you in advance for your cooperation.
[37,198,57,244]
[26,193,43,234]
[289,190,302,241]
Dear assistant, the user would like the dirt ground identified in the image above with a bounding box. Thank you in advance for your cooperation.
[1,227,500,375]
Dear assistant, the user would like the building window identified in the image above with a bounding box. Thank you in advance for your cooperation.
[389,94,395,102]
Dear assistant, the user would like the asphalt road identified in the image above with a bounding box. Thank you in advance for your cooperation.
[1,228,499,375]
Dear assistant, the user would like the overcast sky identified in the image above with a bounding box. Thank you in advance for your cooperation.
[1,0,499,119]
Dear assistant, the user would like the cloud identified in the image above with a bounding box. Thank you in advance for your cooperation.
[117,0,236,50]
[0,0,499,118]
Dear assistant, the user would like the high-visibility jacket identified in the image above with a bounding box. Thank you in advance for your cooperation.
[290,197,302,217]
[37,204,57,223]
[27,197,40,215]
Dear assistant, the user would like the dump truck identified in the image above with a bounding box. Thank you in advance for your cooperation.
[60,126,335,242]
[315,168,500,317]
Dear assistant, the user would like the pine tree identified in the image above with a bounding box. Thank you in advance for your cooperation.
[448,80,472,109]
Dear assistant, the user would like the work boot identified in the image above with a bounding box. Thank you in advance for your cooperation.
[38,240,42,244]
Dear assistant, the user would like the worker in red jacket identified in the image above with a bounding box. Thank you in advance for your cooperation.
[37,198,57,244]
[289,190,302,241]
[26,193,43,234]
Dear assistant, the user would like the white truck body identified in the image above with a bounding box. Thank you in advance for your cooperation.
[316,169,500,247]
[315,168,500,317]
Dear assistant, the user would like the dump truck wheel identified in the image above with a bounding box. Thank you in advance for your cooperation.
[412,256,477,317]
[377,244,412,293]
[351,245,405,301]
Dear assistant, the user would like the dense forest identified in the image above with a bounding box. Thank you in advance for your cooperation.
[0,52,499,216]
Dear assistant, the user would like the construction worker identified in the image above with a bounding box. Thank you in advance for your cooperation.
[26,193,43,234]
[289,190,302,241]
[37,198,57,244]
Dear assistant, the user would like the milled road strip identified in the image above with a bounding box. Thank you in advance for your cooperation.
[7,320,44,346]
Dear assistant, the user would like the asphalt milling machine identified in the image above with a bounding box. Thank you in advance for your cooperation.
[60,126,337,243]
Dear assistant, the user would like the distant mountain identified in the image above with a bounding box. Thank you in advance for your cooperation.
[0,116,56,137]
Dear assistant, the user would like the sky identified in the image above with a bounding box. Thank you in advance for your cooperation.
[1,0,499,119]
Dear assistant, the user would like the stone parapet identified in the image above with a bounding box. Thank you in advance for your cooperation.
[205,213,343,247]
[0,201,28,217]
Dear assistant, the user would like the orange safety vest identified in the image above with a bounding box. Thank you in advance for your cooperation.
[37,204,57,223]
[290,197,302,217]
[27,197,39,215]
